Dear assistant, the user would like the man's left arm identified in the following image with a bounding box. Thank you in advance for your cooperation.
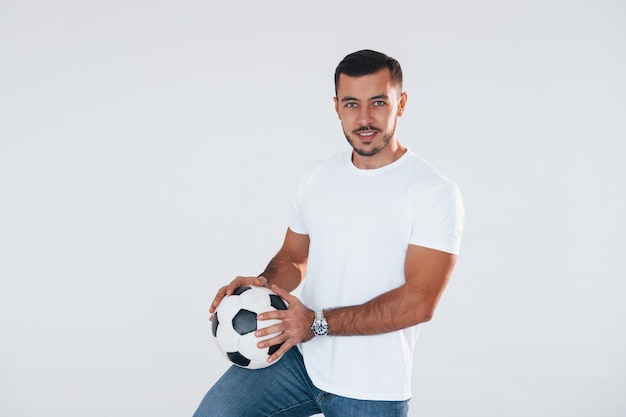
[257,244,457,361]
[315,244,456,335]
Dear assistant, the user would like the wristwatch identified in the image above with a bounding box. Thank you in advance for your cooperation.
[311,311,329,336]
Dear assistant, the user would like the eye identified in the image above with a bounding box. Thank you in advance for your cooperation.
[345,102,358,108]
[373,100,386,106]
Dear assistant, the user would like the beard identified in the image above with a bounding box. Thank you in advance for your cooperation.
[343,123,396,157]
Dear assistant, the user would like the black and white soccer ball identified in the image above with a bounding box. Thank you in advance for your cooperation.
[212,285,288,369]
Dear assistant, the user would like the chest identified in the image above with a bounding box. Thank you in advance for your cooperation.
[301,172,413,246]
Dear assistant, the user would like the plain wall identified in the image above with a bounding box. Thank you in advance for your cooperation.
[1,1,624,416]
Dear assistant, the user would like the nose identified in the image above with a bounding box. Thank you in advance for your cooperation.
[358,106,374,126]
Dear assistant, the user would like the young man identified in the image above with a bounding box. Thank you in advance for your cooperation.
[193,50,464,417]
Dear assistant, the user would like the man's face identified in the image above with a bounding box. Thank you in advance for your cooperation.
[334,68,407,159]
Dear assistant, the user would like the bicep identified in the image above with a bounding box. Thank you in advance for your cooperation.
[281,228,310,266]
[261,228,309,292]
[404,244,457,317]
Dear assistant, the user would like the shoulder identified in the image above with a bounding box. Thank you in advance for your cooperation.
[403,151,464,222]
[403,150,460,195]
[296,150,349,181]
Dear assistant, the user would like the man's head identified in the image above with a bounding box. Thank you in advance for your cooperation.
[333,50,408,167]
[334,50,403,97]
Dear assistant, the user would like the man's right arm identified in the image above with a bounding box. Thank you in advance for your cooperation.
[209,228,309,316]
[259,228,309,292]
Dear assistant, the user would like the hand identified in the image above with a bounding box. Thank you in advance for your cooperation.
[255,284,315,363]
[209,275,269,320]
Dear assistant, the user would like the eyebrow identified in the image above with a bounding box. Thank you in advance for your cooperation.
[340,94,389,103]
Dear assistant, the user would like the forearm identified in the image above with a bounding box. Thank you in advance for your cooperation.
[323,283,436,336]
[323,246,456,336]
[260,251,306,293]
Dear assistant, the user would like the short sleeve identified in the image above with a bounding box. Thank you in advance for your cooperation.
[288,160,322,235]
[409,179,465,255]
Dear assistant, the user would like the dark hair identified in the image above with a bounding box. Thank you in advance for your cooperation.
[334,49,403,95]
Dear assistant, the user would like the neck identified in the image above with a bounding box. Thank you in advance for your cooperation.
[352,140,407,170]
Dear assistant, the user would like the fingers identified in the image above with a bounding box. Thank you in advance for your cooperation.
[269,284,292,302]
[208,276,269,314]
[209,285,228,314]
[254,323,284,342]
[262,334,292,363]
[225,276,268,296]
[254,320,292,363]
[256,292,315,364]
[253,311,289,363]
[256,276,269,287]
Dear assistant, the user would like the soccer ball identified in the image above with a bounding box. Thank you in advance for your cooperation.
[212,285,288,369]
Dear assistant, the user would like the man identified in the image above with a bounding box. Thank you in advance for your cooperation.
[193,49,464,417]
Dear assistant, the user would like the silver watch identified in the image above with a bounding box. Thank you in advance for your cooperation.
[311,310,329,336]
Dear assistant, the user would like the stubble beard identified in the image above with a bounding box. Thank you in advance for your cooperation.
[344,122,397,157]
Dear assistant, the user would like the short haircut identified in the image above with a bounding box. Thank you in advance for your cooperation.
[334,49,403,96]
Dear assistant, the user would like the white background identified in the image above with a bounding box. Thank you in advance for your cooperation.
[1,1,624,416]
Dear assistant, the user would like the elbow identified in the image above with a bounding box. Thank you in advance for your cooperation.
[414,305,436,325]
[404,312,432,329]
[418,311,434,325]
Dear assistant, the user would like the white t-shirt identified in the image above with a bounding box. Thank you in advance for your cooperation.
[289,149,464,401]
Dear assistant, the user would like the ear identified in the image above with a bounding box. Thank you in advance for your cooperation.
[333,96,341,119]
[397,92,408,117]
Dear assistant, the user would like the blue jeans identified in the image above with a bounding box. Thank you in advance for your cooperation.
[193,347,409,417]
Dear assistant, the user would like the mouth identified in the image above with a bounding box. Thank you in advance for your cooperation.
[353,127,380,141]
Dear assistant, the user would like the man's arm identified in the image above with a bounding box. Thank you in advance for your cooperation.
[209,228,309,317]
[258,244,457,361]
[259,228,310,292]
[322,245,456,335]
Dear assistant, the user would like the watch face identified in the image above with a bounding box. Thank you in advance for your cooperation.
[313,319,328,336]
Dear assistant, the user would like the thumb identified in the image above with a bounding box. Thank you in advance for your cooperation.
[270,284,294,305]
